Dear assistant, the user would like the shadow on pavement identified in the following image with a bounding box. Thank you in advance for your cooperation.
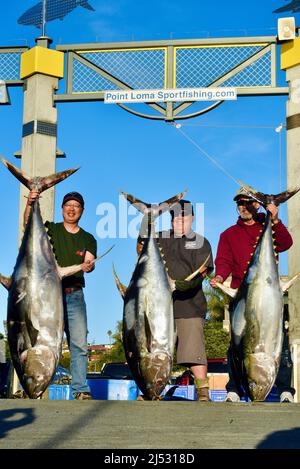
[256,427,300,449]
[32,401,113,449]
[0,407,35,439]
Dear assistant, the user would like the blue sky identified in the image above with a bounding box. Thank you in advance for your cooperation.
[0,0,295,344]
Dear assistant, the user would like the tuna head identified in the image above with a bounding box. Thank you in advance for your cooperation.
[139,352,173,400]
[244,352,277,401]
[20,346,57,398]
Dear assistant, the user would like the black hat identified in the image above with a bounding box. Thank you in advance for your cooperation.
[62,192,84,208]
[170,199,194,219]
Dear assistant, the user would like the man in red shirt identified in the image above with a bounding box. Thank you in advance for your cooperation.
[210,188,295,403]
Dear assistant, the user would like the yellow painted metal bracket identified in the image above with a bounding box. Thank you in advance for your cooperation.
[281,38,300,70]
[20,46,64,79]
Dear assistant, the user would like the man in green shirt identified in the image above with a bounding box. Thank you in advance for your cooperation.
[24,190,97,400]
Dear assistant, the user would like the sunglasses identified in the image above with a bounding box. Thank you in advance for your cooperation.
[236,199,256,207]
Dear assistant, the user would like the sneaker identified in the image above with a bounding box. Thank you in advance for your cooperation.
[74,392,93,400]
[225,391,240,402]
[280,391,294,403]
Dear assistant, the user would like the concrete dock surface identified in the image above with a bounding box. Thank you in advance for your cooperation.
[0,399,300,450]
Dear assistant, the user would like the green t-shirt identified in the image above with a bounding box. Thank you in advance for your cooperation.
[45,221,97,288]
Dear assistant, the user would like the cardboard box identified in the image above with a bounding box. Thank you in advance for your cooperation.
[208,373,229,390]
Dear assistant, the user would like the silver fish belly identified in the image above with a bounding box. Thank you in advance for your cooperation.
[123,234,175,400]
[7,203,64,398]
[232,214,283,401]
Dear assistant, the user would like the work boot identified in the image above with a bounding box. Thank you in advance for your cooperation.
[195,378,210,402]
[74,392,93,400]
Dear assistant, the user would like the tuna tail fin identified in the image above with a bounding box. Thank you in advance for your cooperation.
[120,190,187,218]
[2,158,79,193]
[0,274,12,290]
[81,1,95,11]
[113,264,127,299]
[281,272,300,293]
[237,180,300,207]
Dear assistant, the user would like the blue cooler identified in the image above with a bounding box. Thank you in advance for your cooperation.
[87,378,138,400]
[209,390,227,401]
[162,384,196,400]
[48,384,73,400]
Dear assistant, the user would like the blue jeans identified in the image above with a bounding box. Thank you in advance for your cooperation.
[63,289,90,396]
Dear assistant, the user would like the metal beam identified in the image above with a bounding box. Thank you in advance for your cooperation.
[4,80,24,87]
[236,86,289,96]
[54,92,104,102]
[56,36,277,52]
[0,46,29,52]
[206,44,273,89]
[60,52,167,116]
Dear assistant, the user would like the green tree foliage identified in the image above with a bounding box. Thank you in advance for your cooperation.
[204,321,230,358]
[60,351,70,370]
[88,321,126,371]
[204,282,228,322]
[108,321,126,362]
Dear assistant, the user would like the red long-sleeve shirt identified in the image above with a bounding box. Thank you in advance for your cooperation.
[215,213,293,289]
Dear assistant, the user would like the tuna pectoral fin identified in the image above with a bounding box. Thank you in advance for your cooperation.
[94,245,115,263]
[144,306,152,353]
[215,281,237,299]
[281,272,300,293]
[25,316,39,347]
[113,264,127,299]
[58,246,114,279]
[0,274,12,290]
[2,157,79,192]
[57,264,82,279]
[231,299,246,346]
[185,254,212,281]
[168,275,176,292]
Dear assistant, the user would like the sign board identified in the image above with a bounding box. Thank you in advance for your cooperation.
[104,87,237,104]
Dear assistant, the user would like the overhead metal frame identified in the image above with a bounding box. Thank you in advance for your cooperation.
[55,37,288,121]
[0,46,29,89]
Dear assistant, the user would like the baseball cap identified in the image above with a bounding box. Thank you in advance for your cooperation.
[170,199,194,219]
[62,192,84,208]
[233,187,255,202]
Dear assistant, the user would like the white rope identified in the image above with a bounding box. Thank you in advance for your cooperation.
[171,123,241,186]
[180,123,276,129]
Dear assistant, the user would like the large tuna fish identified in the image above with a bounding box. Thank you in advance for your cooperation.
[0,158,86,398]
[114,191,186,400]
[217,184,300,401]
